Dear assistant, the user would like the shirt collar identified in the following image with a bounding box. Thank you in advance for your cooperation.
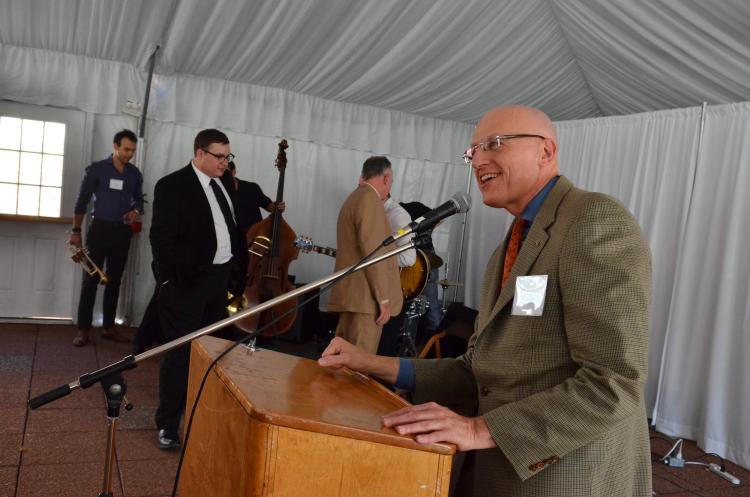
[520,176,560,223]
[191,161,212,188]
[362,182,381,199]
[107,154,133,171]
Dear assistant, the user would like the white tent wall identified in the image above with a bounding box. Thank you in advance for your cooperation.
[653,101,750,469]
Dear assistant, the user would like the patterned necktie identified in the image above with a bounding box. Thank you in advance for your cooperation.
[501,217,526,290]
[209,179,236,229]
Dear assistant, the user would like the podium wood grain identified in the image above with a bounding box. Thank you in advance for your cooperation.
[180,336,454,497]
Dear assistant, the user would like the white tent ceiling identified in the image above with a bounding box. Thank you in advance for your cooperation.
[1,0,749,123]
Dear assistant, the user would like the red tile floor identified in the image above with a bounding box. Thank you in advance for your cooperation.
[1,323,749,497]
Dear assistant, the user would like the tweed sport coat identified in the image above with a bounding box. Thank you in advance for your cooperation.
[412,176,652,497]
[327,184,403,316]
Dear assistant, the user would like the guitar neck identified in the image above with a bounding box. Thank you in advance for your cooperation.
[312,246,337,258]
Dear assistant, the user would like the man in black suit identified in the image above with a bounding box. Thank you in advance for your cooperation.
[150,128,247,449]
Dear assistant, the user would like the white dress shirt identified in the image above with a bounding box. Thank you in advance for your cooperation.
[191,162,235,264]
[384,196,417,267]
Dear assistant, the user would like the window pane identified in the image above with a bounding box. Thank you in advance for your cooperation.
[17,184,40,215]
[21,119,44,152]
[39,186,61,217]
[41,154,64,187]
[19,152,42,184]
[0,150,20,183]
[0,117,22,150]
[0,183,17,214]
[43,122,66,154]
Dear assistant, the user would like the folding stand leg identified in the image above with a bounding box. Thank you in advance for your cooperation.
[99,372,131,497]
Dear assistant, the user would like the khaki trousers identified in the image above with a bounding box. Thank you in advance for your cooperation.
[335,312,382,353]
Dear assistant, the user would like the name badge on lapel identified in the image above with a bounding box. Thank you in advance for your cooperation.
[109,178,124,190]
[512,275,548,316]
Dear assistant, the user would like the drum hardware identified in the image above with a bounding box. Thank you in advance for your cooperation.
[396,296,429,357]
[68,244,109,284]
[436,279,463,288]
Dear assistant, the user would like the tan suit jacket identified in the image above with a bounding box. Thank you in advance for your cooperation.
[328,184,403,316]
[412,176,652,497]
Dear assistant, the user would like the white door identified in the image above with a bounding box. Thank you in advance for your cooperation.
[0,100,88,320]
[0,220,76,319]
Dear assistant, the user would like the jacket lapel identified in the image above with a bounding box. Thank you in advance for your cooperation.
[477,176,574,336]
[184,163,216,238]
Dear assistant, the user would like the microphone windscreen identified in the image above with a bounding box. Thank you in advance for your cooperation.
[451,192,471,213]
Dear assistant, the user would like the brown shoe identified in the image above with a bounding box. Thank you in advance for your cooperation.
[72,330,90,347]
[101,328,130,343]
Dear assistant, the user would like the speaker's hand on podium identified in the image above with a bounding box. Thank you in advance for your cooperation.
[382,402,497,452]
[318,337,400,384]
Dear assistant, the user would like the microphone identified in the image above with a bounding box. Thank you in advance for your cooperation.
[383,192,471,246]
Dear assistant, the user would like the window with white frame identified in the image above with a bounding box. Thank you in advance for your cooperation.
[0,116,66,217]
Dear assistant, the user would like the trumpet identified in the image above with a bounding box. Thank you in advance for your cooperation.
[226,291,248,315]
[68,244,109,284]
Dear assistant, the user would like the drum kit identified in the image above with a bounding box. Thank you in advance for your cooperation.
[293,235,463,357]
[395,254,463,358]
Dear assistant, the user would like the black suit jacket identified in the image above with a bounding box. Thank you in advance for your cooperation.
[150,163,247,289]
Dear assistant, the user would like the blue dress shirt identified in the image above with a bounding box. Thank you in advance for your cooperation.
[74,155,144,221]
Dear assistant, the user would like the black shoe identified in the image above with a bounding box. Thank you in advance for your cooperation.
[157,429,181,449]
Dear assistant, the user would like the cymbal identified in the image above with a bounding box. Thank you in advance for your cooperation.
[435,279,463,288]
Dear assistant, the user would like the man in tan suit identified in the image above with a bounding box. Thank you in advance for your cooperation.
[327,156,404,353]
[319,106,652,497]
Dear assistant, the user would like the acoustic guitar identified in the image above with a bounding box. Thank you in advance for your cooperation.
[293,235,430,300]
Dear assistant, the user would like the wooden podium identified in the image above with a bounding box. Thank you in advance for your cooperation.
[181,336,455,497]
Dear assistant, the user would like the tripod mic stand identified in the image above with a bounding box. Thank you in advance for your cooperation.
[99,372,133,497]
[28,239,421,496]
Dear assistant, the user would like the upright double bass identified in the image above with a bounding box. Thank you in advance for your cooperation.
[236,140,300,335]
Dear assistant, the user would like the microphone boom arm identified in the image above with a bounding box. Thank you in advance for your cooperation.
[29,239,423,409]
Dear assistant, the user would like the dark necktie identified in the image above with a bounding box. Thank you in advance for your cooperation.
[500,217,526,290]
[209,179,236,230]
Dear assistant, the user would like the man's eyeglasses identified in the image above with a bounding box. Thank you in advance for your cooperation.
[463,134,546,164]
[202,148,235,163]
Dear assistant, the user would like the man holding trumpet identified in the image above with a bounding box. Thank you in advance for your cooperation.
[70,129,144,347]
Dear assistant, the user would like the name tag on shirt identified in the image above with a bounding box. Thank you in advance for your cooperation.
[511,275,548,316]
[109,178,124,191]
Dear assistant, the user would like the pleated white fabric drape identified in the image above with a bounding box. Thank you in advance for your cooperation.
[652,102,750,469]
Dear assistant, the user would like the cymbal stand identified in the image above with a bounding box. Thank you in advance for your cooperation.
[397,298,428,357]
[440,260,449,315]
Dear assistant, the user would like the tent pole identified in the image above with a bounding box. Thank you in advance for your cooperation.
[122,45,160,325]
[451,165,473,303]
